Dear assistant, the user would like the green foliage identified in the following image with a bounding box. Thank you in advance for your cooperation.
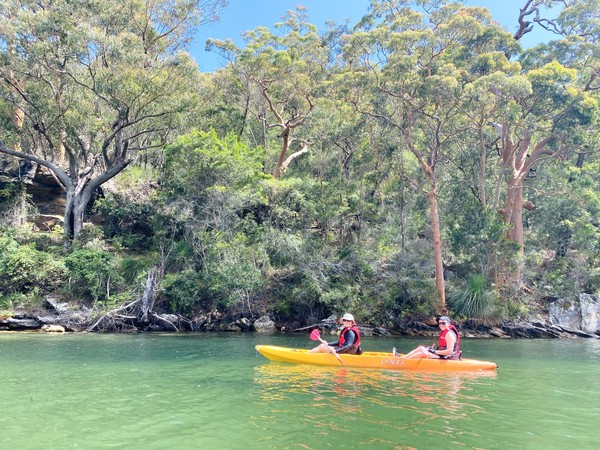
[0,233,67,298]
[161,270,203,315]
[64,248,124,303]
[0,183,35,227]
[379,248,439,321]
[96,195,160,250]
[162,129,270,197]
[447,274,500,324]
[525,157,600,295]
[532,256,600,299]
[0,0,598,326]
[159,130,272,314]
[445,197,516,275]
[0,182,20,203]
[202,241,266,311]
[120,255,157,285]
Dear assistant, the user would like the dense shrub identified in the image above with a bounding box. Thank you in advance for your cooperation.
[64,248,124,303]
[0,234,66,298]
[161,270,203,315]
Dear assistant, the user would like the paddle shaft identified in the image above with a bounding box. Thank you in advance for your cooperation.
[319,337,346,366]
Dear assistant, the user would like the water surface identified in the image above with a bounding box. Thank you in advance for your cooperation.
[1,333,598,449]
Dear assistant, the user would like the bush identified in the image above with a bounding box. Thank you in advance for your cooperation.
[95,196,159,250]
[64,248,123,302]
[161,270,203,315]
[0,234,66,298]
[447,274,500,324]
[0,183,35,227]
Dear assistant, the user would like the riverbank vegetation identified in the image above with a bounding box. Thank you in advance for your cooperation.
[0,0,598,330]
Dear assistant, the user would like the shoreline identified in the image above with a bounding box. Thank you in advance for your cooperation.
[1,312,598,339]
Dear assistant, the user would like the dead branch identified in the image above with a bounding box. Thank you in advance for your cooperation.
[151,312,179,331]
[86,298,141,331]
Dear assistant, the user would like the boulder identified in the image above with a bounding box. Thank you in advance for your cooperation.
[43,296,70,315]
[548,294,600,335]
[235,317,253,332]
[220,322,241,332]
[253,315,276,333]
[158,314,179,323]
[0,317,41,330]
[501,321,561,338]
[41,324,66,333]
[373,327,391,336]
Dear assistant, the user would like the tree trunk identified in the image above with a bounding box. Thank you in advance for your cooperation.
[140,266,162,323]
[63,176,98,243]
[273,128,290,179]
[496,129,551,287]
[427,187,446,310]
[405,130,446,310]
[504,176,525,251]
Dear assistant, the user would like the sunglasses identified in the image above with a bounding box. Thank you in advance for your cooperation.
[342,319,352,322]
[438,321,447,325]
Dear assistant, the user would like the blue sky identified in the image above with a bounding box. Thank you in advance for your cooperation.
[191,0,561,72]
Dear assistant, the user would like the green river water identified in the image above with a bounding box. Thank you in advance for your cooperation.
[1,332,598,450]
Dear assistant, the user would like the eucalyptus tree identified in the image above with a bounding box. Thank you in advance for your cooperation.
[0,0,226,245]
[460,0,599,287]
[207,6,331,178]
[340,0,518,308]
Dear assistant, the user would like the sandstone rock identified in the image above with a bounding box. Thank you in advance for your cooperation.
[373,327,391,336]
[220,322,241,332]
[548,294,600,335]
[43,296,70,314]
[253,315,276,333]
[1,317,41,330]
[235,317,252,331]
[158,314,179,323]
[41,324,66,333]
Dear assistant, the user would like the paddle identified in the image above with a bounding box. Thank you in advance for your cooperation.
[310,329,346,366]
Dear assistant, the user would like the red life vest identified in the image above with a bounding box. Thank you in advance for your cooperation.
[339,325,361,349]
[438,325,460,356]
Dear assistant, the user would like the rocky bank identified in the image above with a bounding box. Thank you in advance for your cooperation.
[1,294,599,339]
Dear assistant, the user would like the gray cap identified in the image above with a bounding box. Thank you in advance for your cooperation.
[437,316,451,323]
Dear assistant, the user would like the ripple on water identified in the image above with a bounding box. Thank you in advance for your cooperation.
[250,363,499,448]
[2,334,599,449]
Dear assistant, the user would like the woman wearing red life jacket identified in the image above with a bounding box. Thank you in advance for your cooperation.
[309,313,362,355]
[400,316,461,360]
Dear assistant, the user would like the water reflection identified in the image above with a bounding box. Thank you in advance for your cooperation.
[252,362,497,448]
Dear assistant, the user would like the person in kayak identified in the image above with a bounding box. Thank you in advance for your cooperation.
[309,313,362,355]
[398,316,461,360]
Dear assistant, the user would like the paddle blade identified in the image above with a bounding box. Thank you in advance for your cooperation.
[309,329,321,341]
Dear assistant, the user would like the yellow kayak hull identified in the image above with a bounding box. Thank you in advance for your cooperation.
[255,345,497,372]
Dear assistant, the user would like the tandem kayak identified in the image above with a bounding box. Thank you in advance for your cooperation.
[255,345,497,372]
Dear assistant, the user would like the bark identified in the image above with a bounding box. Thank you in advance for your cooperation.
[513,0,538,41]
[427,187,446,309]
[254,79,313,179]
[0,141,131,245]
[504,176,526,248]
[478,125,488,207]
[496,125,553,285]
[140,266,162,322]
[273,128,292,179]
[405,131,446,309]
[278,140,310,176]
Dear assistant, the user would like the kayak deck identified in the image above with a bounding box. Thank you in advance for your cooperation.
[255,345,497,372]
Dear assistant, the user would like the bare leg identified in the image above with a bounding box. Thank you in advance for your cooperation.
[309,343,334,353]
[401,346,430,360]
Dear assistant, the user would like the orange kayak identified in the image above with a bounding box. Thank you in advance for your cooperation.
[255,345,497,372]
